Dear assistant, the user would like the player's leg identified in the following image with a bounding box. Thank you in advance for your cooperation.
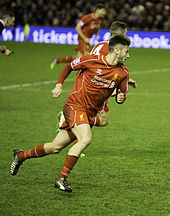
[96,110,109,126]
[75,36,90,59]
[71,139,86,157]
[54,123,91,192]
[10,129,72,176]
[94,100,110,127]
[69,123,92,156]
[44,129,72,154]
[50,56,76,69]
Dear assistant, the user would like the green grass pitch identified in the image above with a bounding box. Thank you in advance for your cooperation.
[0,41,170,216]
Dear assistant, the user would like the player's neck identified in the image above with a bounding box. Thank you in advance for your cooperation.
[94,11,99,18]
[106,53,119,66]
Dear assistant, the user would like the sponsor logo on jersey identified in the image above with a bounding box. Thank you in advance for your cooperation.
[91,75,115,88]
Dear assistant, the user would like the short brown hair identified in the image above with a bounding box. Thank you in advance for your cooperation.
[109,35,131,52]
[95,3,105,10]
[2,11,15,19]
[110,21,127,36]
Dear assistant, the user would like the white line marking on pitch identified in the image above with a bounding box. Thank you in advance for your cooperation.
[131,68,170,75]
[0,68,169,90]
[128,92,170,97]
[0,78,75,90]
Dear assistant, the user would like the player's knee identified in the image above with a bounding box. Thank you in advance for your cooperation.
[45,142,62,154]
[81,133,92,147]
[52,148,61,154]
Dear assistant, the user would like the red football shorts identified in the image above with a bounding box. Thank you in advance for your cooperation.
[75,35,90,52]
[60,105,94,142]
[98,100,109,113]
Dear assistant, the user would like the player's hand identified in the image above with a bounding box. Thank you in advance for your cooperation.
[51,83,62,98]
[117,92,125,103]
[4,49,13,56]
[128,78,137,88]
[116,90,126,104]
[84,37,89,44]
[0,45,6,52]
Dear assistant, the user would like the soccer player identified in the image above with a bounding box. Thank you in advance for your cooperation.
[56,21,137,129]
[90,21,137,126]
[0,11,15,56]
[11,35,131,193]
[50,3,105,69]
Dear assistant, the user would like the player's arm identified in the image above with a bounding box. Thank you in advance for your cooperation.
[51,63,73,98]
[128,78,137,88]
[52,55,89,98]
[116,76,129,104]
[0,45,13,56]
[0,45,6,53]
[76,20,89,44]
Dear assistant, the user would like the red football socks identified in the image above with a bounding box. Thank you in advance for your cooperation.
[58,155,78,179]
[17,143,46,162]
[57,56,75,63]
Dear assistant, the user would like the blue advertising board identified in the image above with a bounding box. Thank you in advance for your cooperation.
[0,26,170,49]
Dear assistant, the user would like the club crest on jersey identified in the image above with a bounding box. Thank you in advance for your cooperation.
[112,73,119,80]
[96,69,102,74]
[80,114,84,121]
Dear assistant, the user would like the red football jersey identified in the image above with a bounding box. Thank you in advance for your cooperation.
[91,40,109,55]
[65,54,129,117]
[78,13,103,38]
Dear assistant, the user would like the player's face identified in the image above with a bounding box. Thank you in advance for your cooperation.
[97,8,106,18]
[6,17,15,28]
[118,45,130,63]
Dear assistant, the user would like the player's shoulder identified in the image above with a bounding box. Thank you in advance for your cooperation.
[81,53,102,65]
[117,65,129,75]
[72,53,99,66]
[88,53,101,58]
[83,53,100,61]
[81,13,93,21]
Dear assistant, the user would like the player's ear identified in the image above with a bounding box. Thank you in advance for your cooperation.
[114,47,120,55]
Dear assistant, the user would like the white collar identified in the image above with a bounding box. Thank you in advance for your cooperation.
[0,19,5,27]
